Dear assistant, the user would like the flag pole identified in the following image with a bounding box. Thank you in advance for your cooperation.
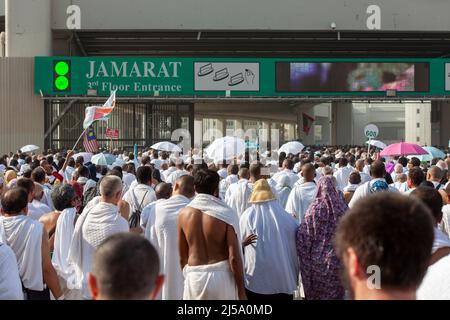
[72,127,89,152]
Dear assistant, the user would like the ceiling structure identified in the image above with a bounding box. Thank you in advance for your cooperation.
[55,30,450,58]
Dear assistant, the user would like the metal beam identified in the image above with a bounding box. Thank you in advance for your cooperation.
[72,31,88,56]
[44,99,78,140]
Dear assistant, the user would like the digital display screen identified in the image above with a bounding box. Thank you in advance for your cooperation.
[276,62,430,92]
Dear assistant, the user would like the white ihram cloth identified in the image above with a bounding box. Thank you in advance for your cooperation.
[224,179,252,217]
[0,215,43,291]
[0,242,23,300]
[51,208,81,300]
[418,255,450,299]
[275,175,292,209]
[357,171,371,184]
[432,227,450,254]
[40,183,55,210]
[333,166,354,192]
[439,205,450,237]
[240,200,299,295]
[122,173,136,190]
[285,181,317,223]
[348,179,399,208]
[272,170,299,188]
[154,195,191,300]
[219,174,238,200]
[143,199,166,250]
[166,169,189,186]
[390,182,409,193]
[68,202,129,299]
[27,200,52,221]
[183,194,242,300]
[122,184,157,215]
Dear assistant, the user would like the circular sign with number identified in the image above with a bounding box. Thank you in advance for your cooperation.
[364,124,379,139]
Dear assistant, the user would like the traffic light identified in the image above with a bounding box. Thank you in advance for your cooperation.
[53,60,71,92]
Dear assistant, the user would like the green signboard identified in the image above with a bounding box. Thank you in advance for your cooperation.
[35,57,450,97]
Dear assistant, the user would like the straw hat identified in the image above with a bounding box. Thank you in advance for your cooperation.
[248,179,277,204]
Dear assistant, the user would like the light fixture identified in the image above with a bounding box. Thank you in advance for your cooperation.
[87,89,97,96]
[386,90,397,97]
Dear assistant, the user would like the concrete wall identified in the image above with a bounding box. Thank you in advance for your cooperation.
[6,0,52,57]
[353,103,405,145]
[0,1,4,16]
[331,102,353,145]
[52,0,450,31]
[0,58,44,154]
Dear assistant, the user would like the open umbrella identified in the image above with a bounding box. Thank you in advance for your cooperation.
[102,153,117,165]
[151,141,182,153]
[380,142,428,157]
[205,136,246,162]
[365,140,387,150]
[91,153,108,166]
[278,141,305,155]
[407,146,446,162]
[422,146,446,160]
[72,152,93,164]
[20,145,39,153]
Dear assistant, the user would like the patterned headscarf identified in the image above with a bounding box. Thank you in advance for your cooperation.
[296,175,348,300]
[308,175,348,220]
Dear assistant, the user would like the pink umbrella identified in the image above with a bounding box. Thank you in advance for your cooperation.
[380,142,428,157]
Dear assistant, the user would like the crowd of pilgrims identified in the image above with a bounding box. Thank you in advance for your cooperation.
[0,145,449,300]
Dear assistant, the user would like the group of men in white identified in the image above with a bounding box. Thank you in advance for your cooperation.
[0,146,450,300]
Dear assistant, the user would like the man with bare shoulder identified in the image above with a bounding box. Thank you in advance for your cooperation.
[178,169,246,300]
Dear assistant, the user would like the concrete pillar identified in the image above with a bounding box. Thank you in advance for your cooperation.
[405,103,431,145]
[431,101,450,147]
[6,0,52,57]
[331,102,353,145]
[194,118,203,149]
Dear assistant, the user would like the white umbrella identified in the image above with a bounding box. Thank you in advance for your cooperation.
[365,140,387,150]
[151,141,182,153]
[20,145,39,153]
[278,141,305,155]
[205,136,246,162]
[91,153,108,166]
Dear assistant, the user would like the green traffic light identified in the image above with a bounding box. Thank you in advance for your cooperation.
[55,61,69,76]
[55,76,69,90]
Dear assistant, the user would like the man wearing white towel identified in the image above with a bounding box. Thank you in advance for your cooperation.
[68,175,129,300]
[154,175,195,300]
[178,169,246,300]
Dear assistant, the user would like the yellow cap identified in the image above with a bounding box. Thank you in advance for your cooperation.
[248,179,277,204]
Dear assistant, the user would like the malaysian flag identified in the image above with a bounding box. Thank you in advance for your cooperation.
[83,126,99,153]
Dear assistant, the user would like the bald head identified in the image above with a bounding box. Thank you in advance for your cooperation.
[155,182,172,200]
[301,163,316,182]
[174,175,195,198]
[238,168,250,180]
[427,166,442,182]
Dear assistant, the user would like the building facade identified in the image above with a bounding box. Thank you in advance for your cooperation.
[1,0,450,153]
